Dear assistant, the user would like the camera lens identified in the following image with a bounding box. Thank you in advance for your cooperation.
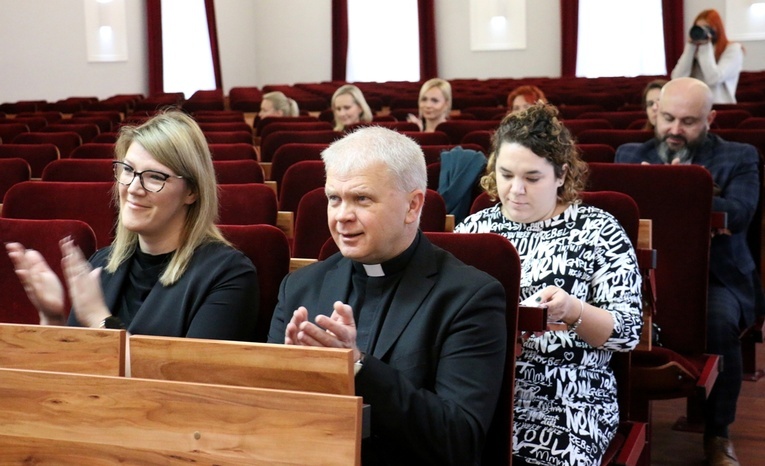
[689,25,708,41]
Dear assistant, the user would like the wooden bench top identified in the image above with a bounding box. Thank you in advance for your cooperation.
[0,367,361,465]
[0,323,125,376]
[129,334,355,395]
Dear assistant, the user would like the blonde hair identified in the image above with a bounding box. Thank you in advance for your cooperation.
[262,91,299,117]
[108,110,227,285]
[418,78,452,116]
[331,84,373,131]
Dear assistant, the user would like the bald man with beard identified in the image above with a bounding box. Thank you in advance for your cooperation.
[616,77,764,466]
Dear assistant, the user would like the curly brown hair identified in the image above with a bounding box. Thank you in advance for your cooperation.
[480,103,587,204]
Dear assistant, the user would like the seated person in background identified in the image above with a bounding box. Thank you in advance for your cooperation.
[7,111,259,341]
[268,126,507,466]
[407,77,452,132]
[331,84,373,131]
[506,84,547,114]
[258,91,300,119]
[455,104,643,466]
[671,8,743,104]
[641,78,668,131]
[615,77,762,466]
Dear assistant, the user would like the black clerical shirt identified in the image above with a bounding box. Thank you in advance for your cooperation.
[349,234,420,354]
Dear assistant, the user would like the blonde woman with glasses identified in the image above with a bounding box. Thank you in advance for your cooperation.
[7,110,259,341]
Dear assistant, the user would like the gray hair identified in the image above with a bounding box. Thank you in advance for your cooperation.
[321,126,427,193]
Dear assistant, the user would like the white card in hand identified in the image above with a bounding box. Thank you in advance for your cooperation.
[520,289,544,307]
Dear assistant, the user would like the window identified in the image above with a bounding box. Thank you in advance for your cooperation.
[576,0,666,77]
[346,0,420,82]
[161,0,216,97]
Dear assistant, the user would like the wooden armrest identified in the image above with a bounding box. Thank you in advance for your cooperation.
[260,161,272,179]
[711,211,727,230]
[277,211,294,239]
[697,353,721,398]
[444,214,455,232]
[638,219,652,249]
[290,257,318,272]
[614,421,647,466]
[265,180,277,196]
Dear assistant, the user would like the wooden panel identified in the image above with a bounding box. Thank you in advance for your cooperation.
[0,323,125,376]
[290,257,318,272]
[277,210,294,238]
[0,368,361,465]
[638,219,652,249]
[260,161,271,179]
[130,335,355,395]
[444,214,455,232]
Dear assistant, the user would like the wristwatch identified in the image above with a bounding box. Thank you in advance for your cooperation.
[354,352,366,376]
[99,315,125,329]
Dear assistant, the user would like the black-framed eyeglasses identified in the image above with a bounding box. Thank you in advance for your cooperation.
[112,161,183,193]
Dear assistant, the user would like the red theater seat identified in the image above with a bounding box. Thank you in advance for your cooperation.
[0,218,97,324]
[0,143,60,178]
[1,181,116,248]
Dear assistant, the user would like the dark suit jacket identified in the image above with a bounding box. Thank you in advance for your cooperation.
[268,234,507,466]
[69,241,260,341]
[616,134,764,324]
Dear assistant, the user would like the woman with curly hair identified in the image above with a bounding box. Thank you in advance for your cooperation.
[455,104,643,466]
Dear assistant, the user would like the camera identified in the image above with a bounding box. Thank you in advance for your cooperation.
[689,25,716,42]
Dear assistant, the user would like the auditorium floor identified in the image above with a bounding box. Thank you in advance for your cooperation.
[651,342,765,465]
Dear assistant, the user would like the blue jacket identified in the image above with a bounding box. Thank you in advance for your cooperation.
[616,134,764,324]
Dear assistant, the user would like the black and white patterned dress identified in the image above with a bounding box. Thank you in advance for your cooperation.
[455,202,643,466]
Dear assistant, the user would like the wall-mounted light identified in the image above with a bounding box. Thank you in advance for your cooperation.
[84,0,127,62]
[470,0,527,51]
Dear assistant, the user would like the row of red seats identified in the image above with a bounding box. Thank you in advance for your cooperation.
[0,140,752,464]
[5,70,763,117]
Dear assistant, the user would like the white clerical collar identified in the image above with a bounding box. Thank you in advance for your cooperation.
[362,263,385,277]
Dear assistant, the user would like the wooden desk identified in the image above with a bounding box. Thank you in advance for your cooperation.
[0,368,361,465]
[0,325,363,464]
[129,335,355,395]
[0,323,125,376]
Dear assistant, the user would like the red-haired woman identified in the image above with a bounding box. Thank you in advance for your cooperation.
[671,9,743,104]
[506,85,547,115]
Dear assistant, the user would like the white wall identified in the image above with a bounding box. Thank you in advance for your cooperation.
[436,0,561,79]
[0,0,763,104]
[249,0,332,87]
[0,0,147,102]
[215,0,260,93]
